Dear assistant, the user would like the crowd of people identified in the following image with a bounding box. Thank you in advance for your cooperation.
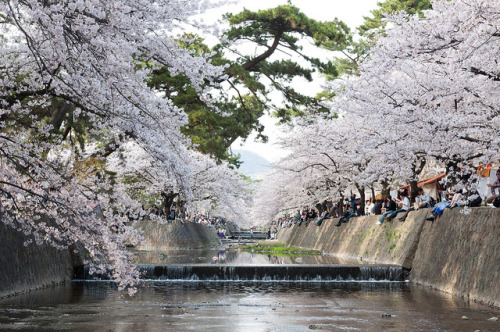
[271,169,500,230]
[146,204,232,238]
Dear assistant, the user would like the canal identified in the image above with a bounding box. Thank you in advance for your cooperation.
[0,250,498,331]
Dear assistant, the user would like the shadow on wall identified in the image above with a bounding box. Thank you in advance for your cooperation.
[134,220,221,250]
[0,221,74,298]
[278,207,500,308]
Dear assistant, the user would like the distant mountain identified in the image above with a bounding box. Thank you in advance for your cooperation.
[234,149,271,178]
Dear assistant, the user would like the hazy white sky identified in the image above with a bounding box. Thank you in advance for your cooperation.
[221,0,380,27]
[206,0,381,163]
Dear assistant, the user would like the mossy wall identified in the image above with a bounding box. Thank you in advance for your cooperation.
[1,219,220,298]
[278,208,500,307]
[278,209,429,269]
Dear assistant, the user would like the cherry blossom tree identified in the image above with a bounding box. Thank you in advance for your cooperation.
[107,141,252,224]
[252,115,376,221]
[331,0,500,178]
[0,0,226,294]
[253,0,499,221]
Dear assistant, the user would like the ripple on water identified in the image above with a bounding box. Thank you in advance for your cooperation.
[0,282,499,331]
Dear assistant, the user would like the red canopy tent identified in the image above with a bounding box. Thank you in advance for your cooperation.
[398,173,446,200]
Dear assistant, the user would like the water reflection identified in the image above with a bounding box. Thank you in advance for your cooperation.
[133,249,369,265]
[1,282,499,331]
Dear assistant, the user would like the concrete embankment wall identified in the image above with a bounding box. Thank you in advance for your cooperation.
[1,219,219,298]
[0,222,74,298]
[278,209,429,269]
[411,208,500,308]
[134,220,221,250]
[278,208,500,307]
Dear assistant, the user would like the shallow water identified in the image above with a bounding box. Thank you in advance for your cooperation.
[133,249,369,265]
[1,282,498,331]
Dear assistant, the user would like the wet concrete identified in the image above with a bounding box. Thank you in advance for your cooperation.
[74,264,406,282]
[0,282,499,331]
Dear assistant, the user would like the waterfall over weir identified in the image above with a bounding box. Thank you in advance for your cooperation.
[74,265,407,282]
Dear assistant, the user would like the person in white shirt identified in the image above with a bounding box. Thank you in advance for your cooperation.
[414,188,432,209]
[449,189,468,208]
[368,199,376,215]
[384,191,410,222]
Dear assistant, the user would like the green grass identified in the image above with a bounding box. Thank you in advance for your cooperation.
[231,242,321,255]
[237,241,285,249]
[384,229,401,242]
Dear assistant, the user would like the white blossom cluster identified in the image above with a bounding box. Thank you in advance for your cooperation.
[107,141,252,225]
[0,0,249,295]
[252,0,499,222]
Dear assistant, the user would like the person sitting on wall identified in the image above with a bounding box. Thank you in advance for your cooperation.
[485,169,500,204]
[149,204,159,216]
[316,209,330,226]
[468,188,483,207]
[493,196,500,208]
[414,188,433,209]
[449,189,468,208]
[295,210,300,224]
[365,199,371,215]
[335,203,356,227]
[376,196,397,224]
[298,209,307,226]
[426,200,451,221]
[330,203,339,218]
[305,209,317,226]
[356,204,364,216]
[367,198,375,215]
[399,188,430,221]
[349,194,357,211]
[378,191,410,224]
[373,199,383,215]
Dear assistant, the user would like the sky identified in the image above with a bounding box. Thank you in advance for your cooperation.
[205,0,382,164]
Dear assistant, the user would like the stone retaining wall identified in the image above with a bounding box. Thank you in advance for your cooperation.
[0,222,74,298]
[134,220,221,250]
[278,207,500,307]
[278,209,429,269]
[411,208,500,308]
[1,219,220,298]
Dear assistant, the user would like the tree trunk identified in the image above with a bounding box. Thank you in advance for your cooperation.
[355,183,365,213]
[410,157,427,202]
[49,98,72,133]
[337,195,344,216]
[380,179,390,199]
[161,191,178,215]
[409,180,418,203]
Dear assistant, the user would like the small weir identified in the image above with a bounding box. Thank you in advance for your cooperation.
[73,264,407,282]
